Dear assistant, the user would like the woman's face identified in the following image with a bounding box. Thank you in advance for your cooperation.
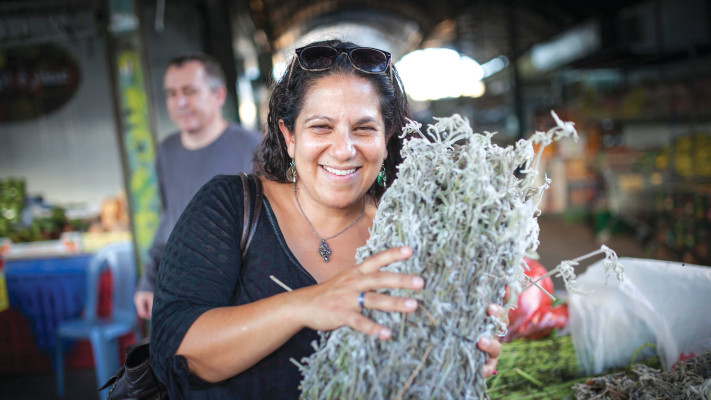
[280,73,387,210]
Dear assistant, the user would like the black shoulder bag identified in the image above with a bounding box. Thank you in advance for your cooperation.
[100,173,264,399]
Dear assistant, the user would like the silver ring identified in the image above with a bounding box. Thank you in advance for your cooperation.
[358,291,366,309]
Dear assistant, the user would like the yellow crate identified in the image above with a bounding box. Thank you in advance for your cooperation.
[80,231,133,254]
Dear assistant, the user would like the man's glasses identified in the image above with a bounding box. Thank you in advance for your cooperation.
[286,45,392,87]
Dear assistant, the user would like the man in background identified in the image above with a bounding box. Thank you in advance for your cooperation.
[133,52,260,319]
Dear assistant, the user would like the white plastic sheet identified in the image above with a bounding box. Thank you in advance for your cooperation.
[569,257,711,374]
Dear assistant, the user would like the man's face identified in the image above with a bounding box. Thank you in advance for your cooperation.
[163,61,225,134]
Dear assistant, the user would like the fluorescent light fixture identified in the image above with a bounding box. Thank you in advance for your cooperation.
[396,48,486,101]
[237,76,258,131]
[481,56,509,78]
[531,20,600,71]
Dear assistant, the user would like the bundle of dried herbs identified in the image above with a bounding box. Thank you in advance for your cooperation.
[297,113,622,399]
[574,350,711,400]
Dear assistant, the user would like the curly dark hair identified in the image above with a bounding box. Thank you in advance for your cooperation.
[253,39,412,200]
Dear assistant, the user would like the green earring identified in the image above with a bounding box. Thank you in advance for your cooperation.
[377,163,386,187]
[287,159,297,183]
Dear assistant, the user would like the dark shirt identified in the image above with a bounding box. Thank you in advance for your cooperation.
[151,174,319,399]
[137,124,260,292]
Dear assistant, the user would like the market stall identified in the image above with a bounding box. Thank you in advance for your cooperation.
[0,177,134,375]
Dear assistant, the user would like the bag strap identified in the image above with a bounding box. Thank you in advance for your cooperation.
[239,173,263,258]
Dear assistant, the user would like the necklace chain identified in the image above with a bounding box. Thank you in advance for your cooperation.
[293,181,365,262]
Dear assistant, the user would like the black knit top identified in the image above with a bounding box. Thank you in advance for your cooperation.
[151,174,320,399]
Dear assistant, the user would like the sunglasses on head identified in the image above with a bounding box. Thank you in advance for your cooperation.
[286,45,392,87]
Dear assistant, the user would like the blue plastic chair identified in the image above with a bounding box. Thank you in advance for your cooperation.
[54,241,141,399]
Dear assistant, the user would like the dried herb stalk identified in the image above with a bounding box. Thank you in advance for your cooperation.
[298,113,622,399]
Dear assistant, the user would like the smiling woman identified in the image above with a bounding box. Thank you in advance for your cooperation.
[281,74,387,209]
[149,39,505,399]
[281,74,384,264]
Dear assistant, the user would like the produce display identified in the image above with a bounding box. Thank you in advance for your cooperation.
[0,178,87,242]
[297,113,622,399]
[574,350,711,400]
[607,132,711,266]
[0,179,26,239]
[0,176,125,248]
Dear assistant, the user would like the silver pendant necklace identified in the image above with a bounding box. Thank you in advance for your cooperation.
[293,181,365,262]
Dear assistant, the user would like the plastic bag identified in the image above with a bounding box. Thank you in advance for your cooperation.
[569,257,711,374]
[504,258,569,341]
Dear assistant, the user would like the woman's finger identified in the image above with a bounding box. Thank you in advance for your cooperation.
[348,313,392,340]
[487,304,505,318]
[360,291,419,313]
[482,360,498,378]
[488,304,509,326]
[355,270,424,293]
[357,246,412,274]
[478,336,502,378]
[477,336,502,360]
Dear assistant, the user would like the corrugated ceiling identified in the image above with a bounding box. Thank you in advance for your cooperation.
[248,0,649,62]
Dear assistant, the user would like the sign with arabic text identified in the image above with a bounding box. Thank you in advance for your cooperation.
[0,43,80,122]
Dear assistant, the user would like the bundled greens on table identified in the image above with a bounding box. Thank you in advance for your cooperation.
[488,334,585,400]
[297,112,623,400]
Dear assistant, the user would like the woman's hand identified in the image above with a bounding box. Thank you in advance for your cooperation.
[133,290,154,319]
[478,303,508,378]
[299,246,424,340]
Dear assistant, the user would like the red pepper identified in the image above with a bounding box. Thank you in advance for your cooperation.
[504,258,569,341]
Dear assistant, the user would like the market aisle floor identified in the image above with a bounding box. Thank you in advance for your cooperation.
[0,215,651,400]
[537,215,649,290]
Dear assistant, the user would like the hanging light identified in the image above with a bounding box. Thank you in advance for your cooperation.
[395,48,486,101]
